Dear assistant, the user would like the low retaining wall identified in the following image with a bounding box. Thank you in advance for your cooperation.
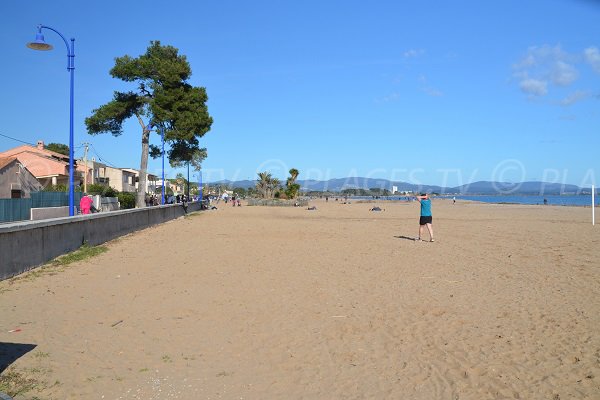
[31,205,71,221]
[0,202,201,280]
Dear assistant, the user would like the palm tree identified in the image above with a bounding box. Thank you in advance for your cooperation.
[269,177,281,198]
[256,172,271,198]
[286,168,300,199]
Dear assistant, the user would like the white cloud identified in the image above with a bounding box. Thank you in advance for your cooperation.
[423,87,443,97]
[551,61,578,86]
[417,74,443,97]
[512,44,578,96]
[584,47,600,74]
[560,90,590,106]
[375,92,400,103]
[403,49,425,58]
[519,78,547,96]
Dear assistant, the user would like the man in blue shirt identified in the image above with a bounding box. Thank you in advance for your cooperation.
[415,193,434,242]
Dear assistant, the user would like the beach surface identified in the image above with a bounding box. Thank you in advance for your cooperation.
[1,199,599,399]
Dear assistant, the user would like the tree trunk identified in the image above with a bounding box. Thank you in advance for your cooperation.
[137,127,150,208]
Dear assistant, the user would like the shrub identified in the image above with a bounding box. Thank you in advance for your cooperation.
[87,184,118,197]
[43,184,68,192]
[117,192,136,209]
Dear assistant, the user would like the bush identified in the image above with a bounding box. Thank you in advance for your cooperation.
[43,184,68,192]
[155,186,174,196]
[117,192,136,209]
[87,184,118,197]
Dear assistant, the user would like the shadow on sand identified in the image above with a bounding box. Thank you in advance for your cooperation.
[394,235,417,241]
[0,342,36,373]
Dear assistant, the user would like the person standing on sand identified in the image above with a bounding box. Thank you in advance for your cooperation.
[414,193,434,242]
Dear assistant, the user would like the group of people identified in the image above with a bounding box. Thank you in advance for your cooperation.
[144,194,160,206]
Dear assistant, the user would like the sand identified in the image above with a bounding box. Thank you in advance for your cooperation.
[1,199,599,399]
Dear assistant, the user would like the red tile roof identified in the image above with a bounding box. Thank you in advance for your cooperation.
[0,156,17,170]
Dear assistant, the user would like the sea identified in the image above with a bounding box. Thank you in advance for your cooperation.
[445,195,595,207]
[347,194,596,207]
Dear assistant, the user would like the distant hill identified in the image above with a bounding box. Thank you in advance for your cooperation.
[450,181,581,195]
[208,177,583,195]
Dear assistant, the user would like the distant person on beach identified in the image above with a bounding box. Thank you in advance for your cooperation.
[182,194,188,213]
[414,193,434,242]
[453,196,456,205]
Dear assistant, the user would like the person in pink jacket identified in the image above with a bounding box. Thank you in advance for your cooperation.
[80,194,93,215]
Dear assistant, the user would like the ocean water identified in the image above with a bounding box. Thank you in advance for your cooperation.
[346,195,596,207]
[448,195,595,207]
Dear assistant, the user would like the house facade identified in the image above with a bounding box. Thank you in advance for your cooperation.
[1,140,158,196]
[0,157,43,198]
[0,140,80,189]
[77,158,110,190]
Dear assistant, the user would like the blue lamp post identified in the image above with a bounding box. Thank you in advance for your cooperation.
[27,24,76,216]
[161,125,165,205]
[199,171,202,203]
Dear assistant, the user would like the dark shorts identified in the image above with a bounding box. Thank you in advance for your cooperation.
[419,216,432,225]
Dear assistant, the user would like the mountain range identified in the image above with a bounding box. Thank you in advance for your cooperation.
[208,178,584,195]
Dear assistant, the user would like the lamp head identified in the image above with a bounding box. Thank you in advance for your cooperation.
[27,28,53,51]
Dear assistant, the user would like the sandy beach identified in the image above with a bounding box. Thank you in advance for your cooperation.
[1,199,599,399]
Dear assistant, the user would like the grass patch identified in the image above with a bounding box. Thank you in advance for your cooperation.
[184,211,203,219]
[8,244,108,284]
[0,366,58,398]
[32,352,50,360]
[48,244,108,267]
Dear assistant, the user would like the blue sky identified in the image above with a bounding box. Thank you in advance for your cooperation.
[1,0,599,188]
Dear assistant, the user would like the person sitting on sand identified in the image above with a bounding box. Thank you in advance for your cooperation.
[414,193,434,242]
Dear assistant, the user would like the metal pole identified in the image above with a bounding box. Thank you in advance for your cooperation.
[593,185,595,226]
[29,25,76,215]
[161,126,165,205]
[187,161,190,200]
[83,142,88,193]
[68,38,74,215]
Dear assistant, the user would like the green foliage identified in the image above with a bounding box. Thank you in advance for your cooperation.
[45,142,69,155]
[341,188,392,196]
[341,188,369,196]
[369,188,392,196]
[255,172,281,199]
[285,183,300,199]
[233,187,247,197]
[87,183,118,197]
[50,244,109,266]
[85,92,143,137]
[155,186,174,196]
[285,168,301,199]
[117,192,136,209]
[85,40,213,208]
[43,184,68,192]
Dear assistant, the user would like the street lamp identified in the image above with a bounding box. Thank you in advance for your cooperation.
[161,125,165,205]
[27,24,76,216]
[199,170,202,203]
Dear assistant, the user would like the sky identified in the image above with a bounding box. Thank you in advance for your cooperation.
[0,0,599,188]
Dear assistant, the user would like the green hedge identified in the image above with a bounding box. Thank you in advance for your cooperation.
[117,192,136,209]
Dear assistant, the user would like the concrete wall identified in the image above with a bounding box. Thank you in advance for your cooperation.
[31,205,71,221]
[1,202,201,280]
